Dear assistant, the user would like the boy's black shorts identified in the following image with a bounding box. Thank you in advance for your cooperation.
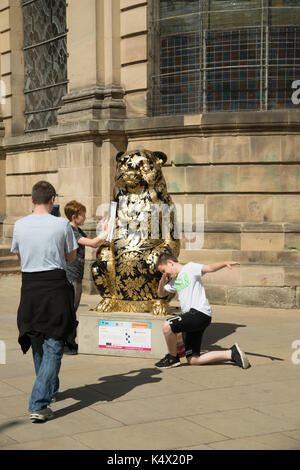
[167,308,211,358]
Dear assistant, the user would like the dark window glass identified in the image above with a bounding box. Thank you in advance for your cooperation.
[151,0,300,114]
[22,0,67,132]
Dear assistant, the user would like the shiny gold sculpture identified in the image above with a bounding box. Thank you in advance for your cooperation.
[91,149,180,315]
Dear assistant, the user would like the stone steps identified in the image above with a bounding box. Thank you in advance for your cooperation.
[0,246,20,275]
[83,247,300,309]
[178,248,300,265]
[177,248,300,309]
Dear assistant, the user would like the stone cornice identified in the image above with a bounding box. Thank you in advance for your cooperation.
[2,109,300,151]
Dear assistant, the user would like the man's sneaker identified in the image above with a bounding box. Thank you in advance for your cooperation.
[29,407,53,423]
[63,345,78,355]
[155,354,181,369]
[230,343,250,369]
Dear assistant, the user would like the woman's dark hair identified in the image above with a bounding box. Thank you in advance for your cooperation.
[155,252,178,270]
[32,181,56,205]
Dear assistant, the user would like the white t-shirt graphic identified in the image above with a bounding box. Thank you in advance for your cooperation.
[164,262,212,317]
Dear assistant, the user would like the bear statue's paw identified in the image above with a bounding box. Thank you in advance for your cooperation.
[96,298,115,313]
[152,301,169,316]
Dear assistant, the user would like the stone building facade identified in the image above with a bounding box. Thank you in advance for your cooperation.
[0,0,300,309]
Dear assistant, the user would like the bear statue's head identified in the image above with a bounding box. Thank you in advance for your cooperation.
[115,149,167,191]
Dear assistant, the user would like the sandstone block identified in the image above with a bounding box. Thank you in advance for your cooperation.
[281,135,300,162]
[6,173,58,196]
[212,136,250,164]
[202,233,241,250]
[250,135,282,162]
[0,30,10,54]
[179,249,235,265]
[61,142,100,169]
[127,137,171,156]
[121,0,146,9]
[284,268,300,287]
[121,62,147,91]
[0,8,9,33]
[58,167,97,198]
[236,250,300,266]
[285,233,300,251]
[202,265,241,286]
[273,196,300,223]
[0,1,9,10]
[163,166,186,193]
[239,164,300,193]
[6,149,58,175]
[241,233,284,251]
[6,196,32,217]
[121,5,147,37]
[125,91,147,117]
[186,166,239,193]
[240,265,285,287]
[228,286,296,309]
[207,195,247,222]
[1,52,10,75]
[121,34,147,64]
[171,137,212,165]
[245,196,273,222]
[204,285,227,305]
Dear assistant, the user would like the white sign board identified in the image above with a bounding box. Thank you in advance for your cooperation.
[99,320,151,351]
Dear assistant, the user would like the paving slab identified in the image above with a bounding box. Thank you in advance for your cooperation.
[209,432,300,450]
[186,408,296,439]
[71,418,228,450]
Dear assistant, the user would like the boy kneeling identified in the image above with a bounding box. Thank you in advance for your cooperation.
[155,253,250,370]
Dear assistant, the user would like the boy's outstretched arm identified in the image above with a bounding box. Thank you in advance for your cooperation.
[202,261,240,274]
[77,220,112,248]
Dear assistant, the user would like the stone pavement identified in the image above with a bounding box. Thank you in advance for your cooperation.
[0,274,300,450]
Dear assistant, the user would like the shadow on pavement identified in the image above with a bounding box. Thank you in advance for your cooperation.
[202,322,283,361]
[201,322,246,349]
[54,367,162,420]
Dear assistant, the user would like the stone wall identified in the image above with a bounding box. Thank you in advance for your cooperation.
[125,112,300,309]
[0,0,299,309]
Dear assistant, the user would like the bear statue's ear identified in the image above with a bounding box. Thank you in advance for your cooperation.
[153,151,167,166]
[116,151,124,161]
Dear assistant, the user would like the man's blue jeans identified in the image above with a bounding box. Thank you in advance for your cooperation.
[29,336,64,412]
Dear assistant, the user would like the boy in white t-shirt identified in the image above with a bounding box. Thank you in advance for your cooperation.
[155,253,250,370]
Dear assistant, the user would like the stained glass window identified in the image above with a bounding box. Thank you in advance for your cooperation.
[22,0,67,132]
[151,0,300,115]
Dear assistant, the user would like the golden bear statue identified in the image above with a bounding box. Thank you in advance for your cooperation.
[91,149,180,315]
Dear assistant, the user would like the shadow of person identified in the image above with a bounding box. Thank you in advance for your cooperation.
[201,322,246,350]
[53,367,162,420]
[200,322,283,362]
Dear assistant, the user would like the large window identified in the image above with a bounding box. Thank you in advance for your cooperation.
[22,0,68,132]
[150,0,300,115]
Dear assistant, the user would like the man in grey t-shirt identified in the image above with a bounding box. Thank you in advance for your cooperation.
[11,181,78,423]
